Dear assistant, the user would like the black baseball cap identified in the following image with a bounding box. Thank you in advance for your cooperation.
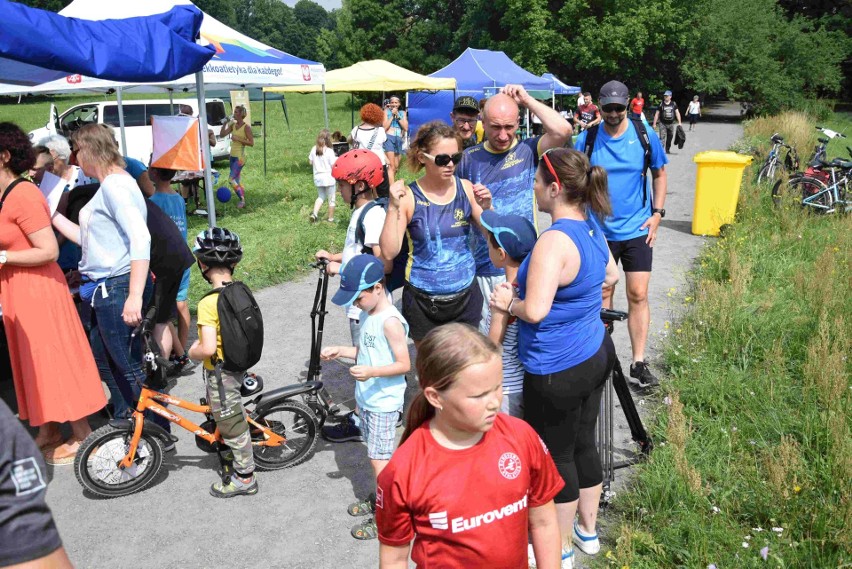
[453,96,479,114]
[599,80,629,107]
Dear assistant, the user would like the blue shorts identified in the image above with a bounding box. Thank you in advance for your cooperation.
[176,267,190,302]
[383,135,403,154]
[359,408,400,460]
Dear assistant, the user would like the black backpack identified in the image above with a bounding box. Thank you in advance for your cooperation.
[355,197,408,292]
[204,282,263,372]
[583,117,653,206]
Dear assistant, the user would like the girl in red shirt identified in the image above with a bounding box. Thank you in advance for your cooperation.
[376,324,567,568]
[630,91,645,120]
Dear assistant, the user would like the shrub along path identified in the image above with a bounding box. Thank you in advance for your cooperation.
[37,105,742,568]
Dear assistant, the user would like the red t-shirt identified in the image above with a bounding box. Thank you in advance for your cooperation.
[376,414,564,568]
[575,103,599,123]
[630,97,645,114]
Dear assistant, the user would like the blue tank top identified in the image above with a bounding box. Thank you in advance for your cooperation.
[405,177,476,294]
[517,218,607,375]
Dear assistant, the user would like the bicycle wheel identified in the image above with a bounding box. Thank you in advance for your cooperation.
[758,160,779,185]
[774,176,830,211]
[74,424,164,498]
[251,400,319,470]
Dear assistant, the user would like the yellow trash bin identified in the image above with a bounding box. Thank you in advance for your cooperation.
[691,151,753,236]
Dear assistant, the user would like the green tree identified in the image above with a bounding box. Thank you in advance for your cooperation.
[194,0,237,27]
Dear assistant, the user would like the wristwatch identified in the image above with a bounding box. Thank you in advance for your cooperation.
[652,208,666,218]
[0,250,7,266]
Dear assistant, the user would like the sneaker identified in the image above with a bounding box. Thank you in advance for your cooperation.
[528,545,574,568]
[572,521,600,555]
[350,517,378,540]
[210,474,258,498]
[309,213,318,222]
[161,437,177,453]
[321,413,363,443]
[347,493,376,516]
[237,200,246,209]
[629,360,659,389]
[169,354,197,377]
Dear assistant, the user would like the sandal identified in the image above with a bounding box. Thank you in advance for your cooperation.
[347,493,375,516]
[34,435,64,450]
[351,517,378,540]
[44,439,82,466]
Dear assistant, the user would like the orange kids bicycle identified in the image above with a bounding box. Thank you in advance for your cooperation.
[74,309,324,498]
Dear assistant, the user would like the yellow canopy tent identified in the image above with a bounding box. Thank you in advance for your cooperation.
[261,60,456,173]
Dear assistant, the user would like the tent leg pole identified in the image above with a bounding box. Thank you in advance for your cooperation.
[195,71,216,228]
[351,93,354,129]
[322,85,329,130]
[169,89,174,115]
[263,92,267,176]
[116,87,127,157]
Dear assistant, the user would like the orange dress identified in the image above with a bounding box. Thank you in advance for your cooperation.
[0,180,105,425]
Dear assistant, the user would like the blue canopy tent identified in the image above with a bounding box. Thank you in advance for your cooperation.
[407,49,553,137]
[0,0,214,86]
[541,73,581,96]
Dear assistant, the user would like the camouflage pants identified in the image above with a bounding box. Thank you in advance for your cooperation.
[204,367,255,475]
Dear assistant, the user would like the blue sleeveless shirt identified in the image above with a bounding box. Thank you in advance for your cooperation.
[516,218,607,375]
[405,177,476,294]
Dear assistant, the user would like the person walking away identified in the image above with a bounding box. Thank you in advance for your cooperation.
[449,96,481,149]
[187,227,258,498]
[652,90,681,153]
[685,96,701,131]
[457,85,572,334]
[351,103,390,198]
[147,166,195,375]
[629,91,645,121]
[573,93,600,133]
[315,149,390,444]
[379,121,492,344]
[479,211,537,419]
[490,148,620,566]
[577,80,668,388]
[309,129,338,223]
[383,96,409,183]
[220,105,253,208]
[321,254,410,540]
[375,324,564,568]
[0,122,105,465]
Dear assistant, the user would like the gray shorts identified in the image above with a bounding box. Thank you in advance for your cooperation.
[359,408,399,460]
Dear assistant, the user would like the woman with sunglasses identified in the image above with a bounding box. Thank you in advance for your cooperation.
[490,148,619,564]
[0,122,104,464]
[380,121,491,344]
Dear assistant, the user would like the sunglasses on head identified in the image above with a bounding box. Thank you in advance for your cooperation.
[602,105,627,113]
[541,148,562,189]
[423,152,463,167]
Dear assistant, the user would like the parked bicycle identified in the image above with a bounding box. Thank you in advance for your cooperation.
[757,133,799,185]
[772,153,852,213]
[74,307,323,498]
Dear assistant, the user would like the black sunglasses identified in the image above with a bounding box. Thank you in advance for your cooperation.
[602,105,627,113]
[423,152,463,167]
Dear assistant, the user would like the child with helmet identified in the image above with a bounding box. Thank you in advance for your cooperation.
[315,149,393,445]
[187,227,258,498]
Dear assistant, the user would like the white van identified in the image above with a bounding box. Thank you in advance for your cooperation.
[28,98,231,164]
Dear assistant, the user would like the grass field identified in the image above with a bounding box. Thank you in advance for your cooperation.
[605,111,851,567]
[0,91,414,306]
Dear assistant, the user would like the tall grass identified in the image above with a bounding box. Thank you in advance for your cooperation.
[604,112,852,567]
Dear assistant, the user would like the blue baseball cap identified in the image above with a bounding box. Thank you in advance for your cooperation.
[331,254,385,307]
[664,90,673,96]
[479,210,537,262]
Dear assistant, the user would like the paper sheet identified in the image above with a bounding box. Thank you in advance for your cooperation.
[38,171,66,215]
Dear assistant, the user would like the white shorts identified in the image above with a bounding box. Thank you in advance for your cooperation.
[316,184,335,204]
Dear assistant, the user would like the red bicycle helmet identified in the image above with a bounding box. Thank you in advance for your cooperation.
[331,149,384,188]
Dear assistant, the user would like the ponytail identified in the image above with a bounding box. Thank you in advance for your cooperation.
[399,324,501,445]
[539,148,612,219]
[316,128,331,156]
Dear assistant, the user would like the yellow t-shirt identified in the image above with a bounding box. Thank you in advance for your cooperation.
[196,293,224,370]
[229,123,248,158]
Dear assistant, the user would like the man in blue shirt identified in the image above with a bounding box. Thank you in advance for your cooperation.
[575,80,668,388]
[457,84,572,331]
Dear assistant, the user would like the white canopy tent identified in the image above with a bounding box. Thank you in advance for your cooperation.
[0,0,327,227]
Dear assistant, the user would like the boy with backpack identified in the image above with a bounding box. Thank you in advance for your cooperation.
[315,149,392,443]
[188,227,261,498]
[481,211,537,419]
[320,254,410,540]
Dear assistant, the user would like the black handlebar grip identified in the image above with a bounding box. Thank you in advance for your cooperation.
[600,308,628,322]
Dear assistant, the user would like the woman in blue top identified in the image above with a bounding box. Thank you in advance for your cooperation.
[382,96,408,184]
[380,121,491,343]
[491,148,619,561]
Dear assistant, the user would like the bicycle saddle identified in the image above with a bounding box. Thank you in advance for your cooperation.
[831,158,852,169]
[770,134,783,143]
[818,137,829,144]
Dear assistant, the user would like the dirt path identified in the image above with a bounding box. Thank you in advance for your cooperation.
[38,104,743,569]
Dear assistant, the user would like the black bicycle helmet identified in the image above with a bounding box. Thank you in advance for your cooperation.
[193,227,243,266]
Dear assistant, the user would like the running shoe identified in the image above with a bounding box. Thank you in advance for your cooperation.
[210,474,258,498]
[321,412,363,443]
[629,360,659,389]
[572,520,601,555]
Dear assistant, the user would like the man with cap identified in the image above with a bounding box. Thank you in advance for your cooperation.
[321,254,410,540]
[652,90,682,154]
[457,84,572,333]
[451,96,483,149]
[575,80,668,389]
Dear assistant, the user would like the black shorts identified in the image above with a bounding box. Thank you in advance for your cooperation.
[150,274,181,324]
[688,113,699,124]
[402,282,482,341]
[608,235,653,272]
